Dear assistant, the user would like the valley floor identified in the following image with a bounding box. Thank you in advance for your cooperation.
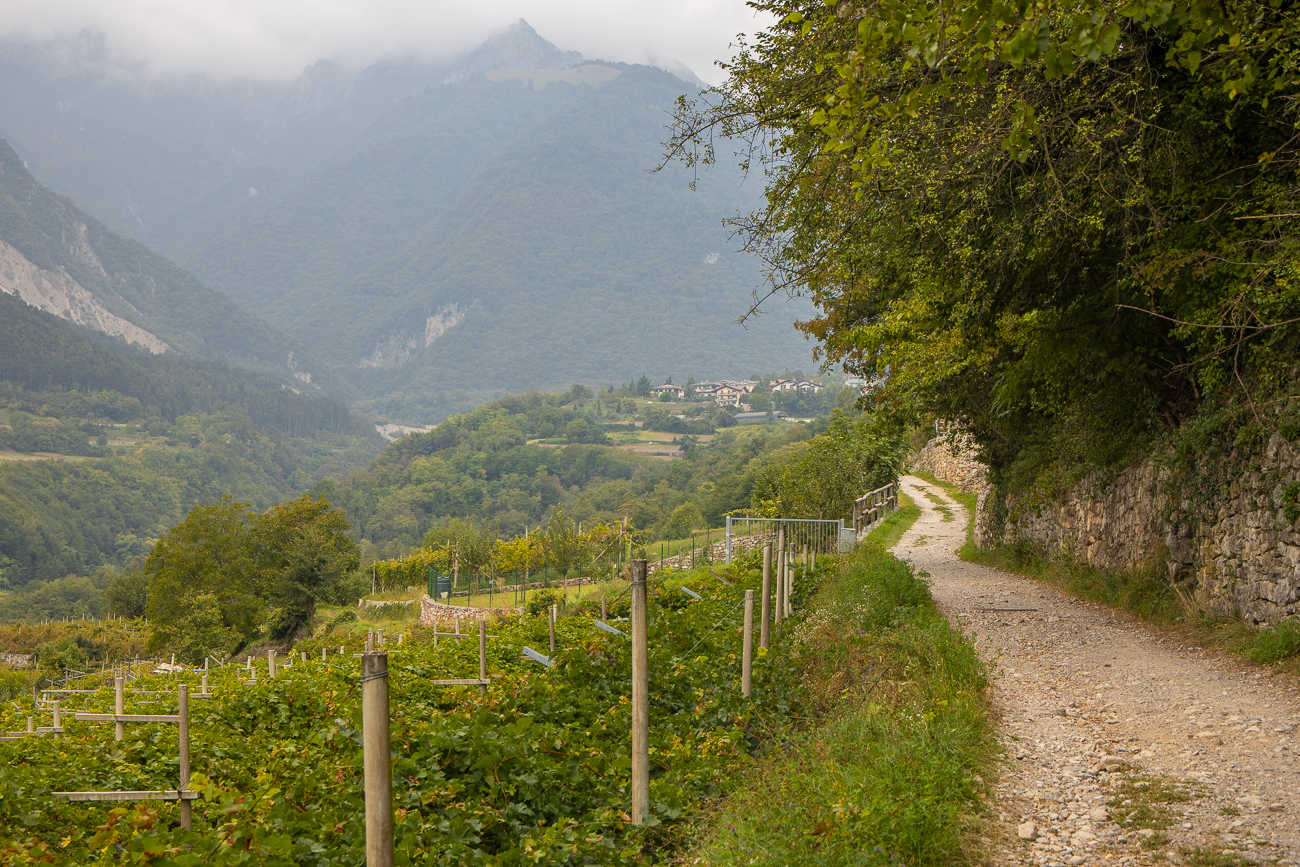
[894,475,1300,866]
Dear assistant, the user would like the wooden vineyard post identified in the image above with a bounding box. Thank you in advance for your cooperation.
[774,549,784,629]
[761,542,772,649]
[629,558,649,826]
[478,620,488,697]
[178,685,191,830]
[549,605,557,654]
[362,650,394,867]
[742,590,754,697]
[601,595,607,621]
[786,552,794,618]
[114,677,125,742]
[57,684,197,825]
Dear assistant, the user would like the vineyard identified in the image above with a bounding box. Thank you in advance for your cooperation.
[0,551,808,866]
[0,539,992,867]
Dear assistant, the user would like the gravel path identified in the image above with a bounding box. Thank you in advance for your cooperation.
[892,475,1300,867]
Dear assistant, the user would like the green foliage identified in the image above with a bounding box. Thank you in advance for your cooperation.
[0,574,106,623]
[33,636,89,677]
[145,495,359,659]
[752,413,905,520]
[104,572,150,619]
[0,564,811,865]
[691,543,992,865]
[1239,617,1300,665]
[671,0,1300,494]
[0,665,27,702]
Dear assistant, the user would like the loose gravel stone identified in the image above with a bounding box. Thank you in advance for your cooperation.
[893,476,1300,865]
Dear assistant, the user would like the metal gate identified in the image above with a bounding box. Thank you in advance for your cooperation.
[723,516,848,563]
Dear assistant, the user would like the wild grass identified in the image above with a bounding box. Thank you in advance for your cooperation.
[865,490,921,549]
[687,542,996,866]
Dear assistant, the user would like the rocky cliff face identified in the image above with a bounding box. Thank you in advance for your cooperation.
[0,236,169,353]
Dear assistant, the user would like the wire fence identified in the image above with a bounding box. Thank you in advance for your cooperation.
[723,517,850,564]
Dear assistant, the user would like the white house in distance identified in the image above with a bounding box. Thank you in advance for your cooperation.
[650,383,686,399]
[693,380,759,406]
[769,378,825,394]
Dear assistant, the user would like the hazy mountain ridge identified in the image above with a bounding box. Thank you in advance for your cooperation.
[0,141,351,396]
[0,22,813,422]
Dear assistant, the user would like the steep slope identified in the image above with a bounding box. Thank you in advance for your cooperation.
[290,65,812,400]
[0,141,350,396]
[0,290,380,585]
[164,72,600,312]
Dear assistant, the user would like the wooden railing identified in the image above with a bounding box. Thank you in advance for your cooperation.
[853,482,899,534]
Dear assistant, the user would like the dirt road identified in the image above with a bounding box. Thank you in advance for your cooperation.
[892,475,1300,866]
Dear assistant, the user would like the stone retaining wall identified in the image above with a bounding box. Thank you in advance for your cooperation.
[963,434,1300,626]
[910,433,992,495]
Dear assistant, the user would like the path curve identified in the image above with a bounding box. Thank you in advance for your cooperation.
[892,475,1300,867]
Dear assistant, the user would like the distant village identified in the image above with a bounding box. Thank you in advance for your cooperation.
[649,377,828,406]
[643,376,867,421]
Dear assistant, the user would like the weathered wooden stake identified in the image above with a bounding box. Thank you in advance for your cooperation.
[761,542,772,649]
[601,595,607,621]
[301,651,307,663]
[742,590,754,697]
[774,551,785,628]
[178,685,191,830]
[114,677,125,742]
[362,651,394,867]
[478,620,488,697]
[786,553,795,617]
[629,559,649,825]
[322,647,327,661]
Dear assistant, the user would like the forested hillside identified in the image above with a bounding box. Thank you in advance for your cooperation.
[323,387,898,560]
[0,293,379,591]
[0,142,348,395]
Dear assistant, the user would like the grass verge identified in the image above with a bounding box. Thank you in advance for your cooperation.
[864,490,921,549]
[686,542,995,866]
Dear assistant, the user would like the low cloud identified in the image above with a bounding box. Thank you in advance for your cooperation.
[0,0,771,85]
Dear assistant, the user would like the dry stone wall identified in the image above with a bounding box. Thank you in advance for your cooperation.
[910,433,992,495]
[966,434,1300,626]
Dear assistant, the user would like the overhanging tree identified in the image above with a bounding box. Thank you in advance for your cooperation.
[670,0,1300,490]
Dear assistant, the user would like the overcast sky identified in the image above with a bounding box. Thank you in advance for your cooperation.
[0,0,771,85]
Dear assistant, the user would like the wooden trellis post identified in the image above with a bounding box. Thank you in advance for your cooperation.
[54,684,196,830]
[629,558,649,826]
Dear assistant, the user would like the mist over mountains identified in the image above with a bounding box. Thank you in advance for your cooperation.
[0,21,814,423]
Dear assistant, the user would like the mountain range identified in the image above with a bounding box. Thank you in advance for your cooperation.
[0,21,814,423]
